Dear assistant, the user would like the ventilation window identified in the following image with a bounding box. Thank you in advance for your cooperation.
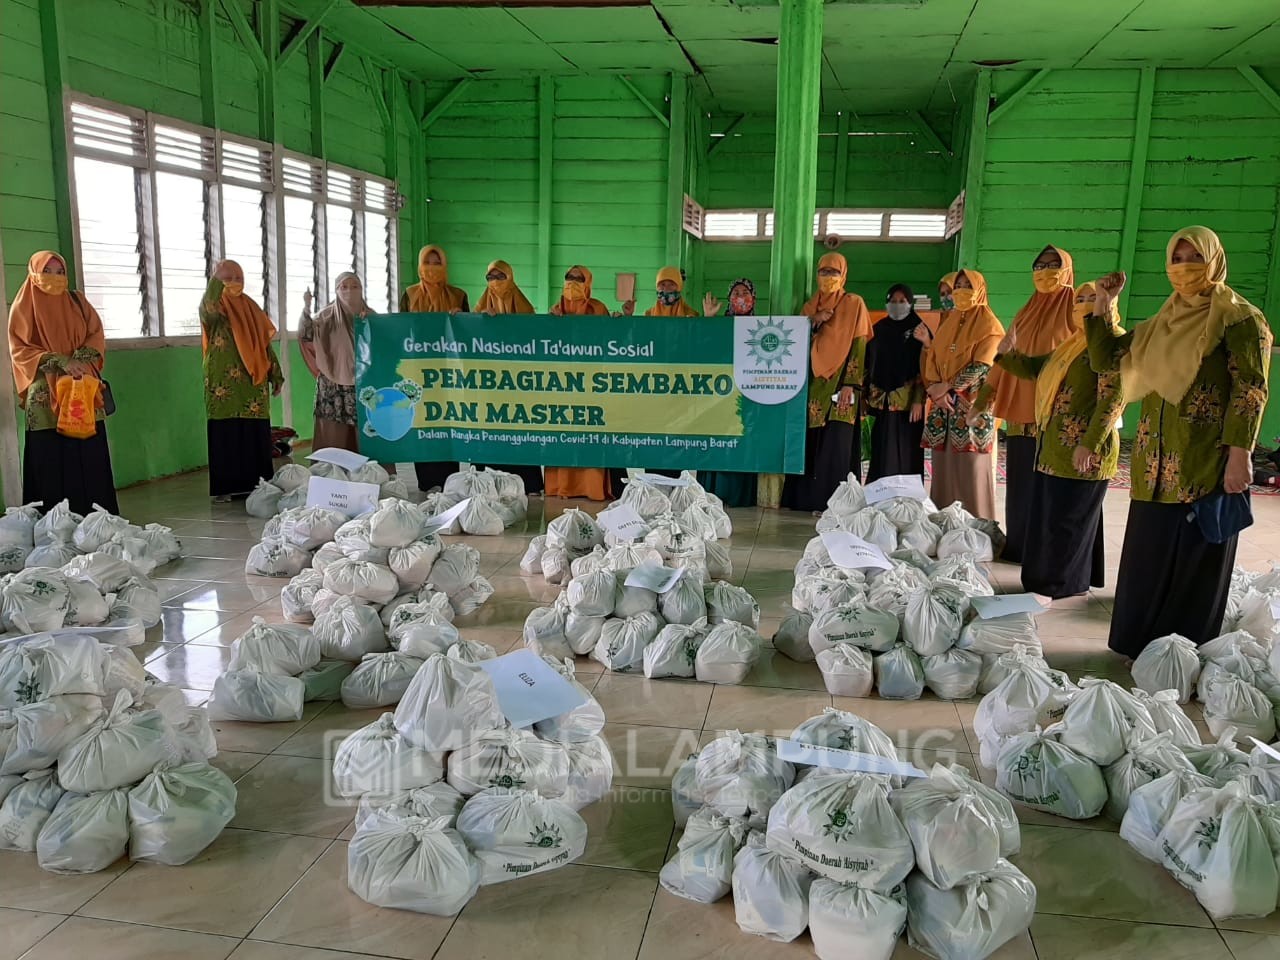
[888,212,947,239]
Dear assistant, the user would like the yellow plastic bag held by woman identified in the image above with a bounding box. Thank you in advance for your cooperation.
[54,375,101,439]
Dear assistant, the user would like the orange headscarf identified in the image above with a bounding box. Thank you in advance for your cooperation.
[803,253,872,379]
[406,244,468,312]
[645,266,698,317]
[923,269,1003,385]
[989,245,1078,423]
[203,260,276,385]
[8,251,105,404]
[555,265,609,316]
[475,259,535,315]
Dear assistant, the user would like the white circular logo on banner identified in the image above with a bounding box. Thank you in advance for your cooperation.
[733,315,810,405]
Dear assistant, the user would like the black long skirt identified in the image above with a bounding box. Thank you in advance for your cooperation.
[413,462,459,493]
[23,425,119,516]
[1108,499,1238,657]
[208,418,273,498]
[1021,471,1106,599]
[865,410,924,483]
[781,422,857,513]
[1002,434,1037,563]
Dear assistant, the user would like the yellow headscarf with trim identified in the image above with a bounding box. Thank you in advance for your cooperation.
[1033,282,1119,430]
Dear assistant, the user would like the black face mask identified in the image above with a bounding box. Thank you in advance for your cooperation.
[657,290,681,306]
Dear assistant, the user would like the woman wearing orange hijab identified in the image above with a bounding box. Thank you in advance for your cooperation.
[923,269,1003,519]
[781,253,872,512]
[972,245,1078,561]
[399,244,468,492]
[546,266,615,500]
[201,259,283,501]
[644,266,699,317]
[8,250,119,515]
[471,260,544,495]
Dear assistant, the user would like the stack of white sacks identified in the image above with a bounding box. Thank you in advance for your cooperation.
[0,633,234,874]
[246,461,409,519]
[662,710,1035,960]
[337,651,612,915]
[0,502,176,644]
[519,472,734,585]
[521,548,762,684]
[421,466,528,535]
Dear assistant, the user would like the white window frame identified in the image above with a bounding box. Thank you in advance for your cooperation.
[698,207,951,243]
[65,93,399,348]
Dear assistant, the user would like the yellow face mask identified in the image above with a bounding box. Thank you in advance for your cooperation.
[562,280,587,301]
[222,281,244,298]
[32,273,68,296]
[1167,262,1210,298]
[817,275,843,294]
[1033,268,1065,293]
[487,278,514,295]
[419,265,446,285]
[952,288,976,311]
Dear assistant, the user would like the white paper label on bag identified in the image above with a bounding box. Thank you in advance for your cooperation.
[820,530,892,571]
[306,447,370,471]
[421,497,472,535]
[970,593,1048,619]
[636,473,692,487]
[306,477,381,518]
[775,739,928,779]
[478,649,588,728]
[863,474,928,505]
[624,561,685,594]
[1251,738,1280,763]
[597,503,650,540]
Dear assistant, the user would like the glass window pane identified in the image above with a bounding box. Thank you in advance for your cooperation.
[362,211,390,313]
[326,203,355,294]
[154,171,207,336]
[221,184,267,308]
[284,196,317,330]
[73,156,147,337]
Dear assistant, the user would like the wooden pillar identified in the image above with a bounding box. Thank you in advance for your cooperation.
[1117,67,1155,322]
[38,0,75,279]
[538,77,554,311]
[664,74,688,266]
[957,69,992,269]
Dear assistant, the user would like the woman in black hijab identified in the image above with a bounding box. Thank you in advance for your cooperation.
[863,282,926,481]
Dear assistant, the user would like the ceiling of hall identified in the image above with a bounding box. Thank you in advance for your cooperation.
[289,0,1280,114]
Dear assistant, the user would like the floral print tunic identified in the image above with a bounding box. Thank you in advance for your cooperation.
[200,293,283,421]
[25,346,104,432]
[1086,312,1271,503]
[921,361,996,453]
[806,336,868,428]
[995,349,1124,481]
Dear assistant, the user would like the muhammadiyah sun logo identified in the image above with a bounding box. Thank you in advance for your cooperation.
[526,822,563,849]
[744,318,798,369]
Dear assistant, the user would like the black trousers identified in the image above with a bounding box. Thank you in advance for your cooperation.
[1002,434,1037,563]
[781,422,857,513]
[1108,499,1237,658]
[1021,471,1106,599]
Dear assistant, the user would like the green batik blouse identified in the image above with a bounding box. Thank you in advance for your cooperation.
[200,280,284,421]
[865,379,926,415]
[24,347,105,432]
[807,337,868,428]
[1086,311,1272,503]
[921,361,997,454]
[995,349,1124,481]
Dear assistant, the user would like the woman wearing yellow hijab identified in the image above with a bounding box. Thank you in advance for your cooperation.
[971,245,1078,562]
[988,282,1124,597]
[546,265,614,500]
[8,250,119,515]
[644,266,698,317]
[924,269,1003,519]
[780,252,873,512]
[200,259,283,501]
[1088,226,1271,657]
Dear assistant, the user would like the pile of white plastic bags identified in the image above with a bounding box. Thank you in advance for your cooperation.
[662,709,1035,960]
[246,460,408,519]
[340,651,611,915]
[420,467,528,535]
[0,633,233,874]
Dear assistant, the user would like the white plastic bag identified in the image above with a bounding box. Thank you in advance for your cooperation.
[73,505,129,552]
[902,583,966,658]
[0,768,64,851]
[459,498,505,536]
[705,581,761,628]
[347,811,481,915]
[1204,674,1276,744]
[0,503,38,547]
[1,694,104,775]
[455,787,588,884]
[126,761,237,864]
[560,734,614,810]
[816,644,874,697]
[1120,767,1217,863]
[446,728,569,797]
[922,648,983,701]
[644,621,704,679]
[936,526,994,561]
[891,764,1002,889]
[227,617,321,676]
[957,613,1041,658]
[272,462,311,493]
[61,552,133,594]
[2,568,70,633]
[564,611,605,656]
[695,621,759,684]
[659,805,748,903]
[245,538,311,578]
[809,878,906,960]
[355,781,466,831]
[995,730,1107,820]
[1132,633,1201,703]
[566,569,616,618]
[905,860,1036,960]
[36,787,129,874]
[1133,688,1200,748]
[56,691,172,793]
[790,708,897,765]
[523,601,572,660]
[0,634,106,706]
[808,603,899,657]
[593,614,661,673]
[533,663,605,743]
[388,537,443,591]
[659,574,707,626]
[314,596,388,661]
[519,535,547,574]
[973,650,1076,743]
[207,671,305,722]
[1057,678,1158,766]
[1101,731,1196,823]
[546,508,603,552]
[772,611,815,663]
[333,712,444,798]
[393,654,506,751]
[245,479,283,518]
[323,557,400,604]
[874,643,925,701]
[280,569,325,623]
[341,652,426,709]
[280,506,346,550]
[731,831,813,942]
[427,544,481,597]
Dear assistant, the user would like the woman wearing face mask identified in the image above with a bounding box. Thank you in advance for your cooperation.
[863,283,926,483]
[988,282,1124,598]
[546,266,615,500]
[697,278,760,507]
[300,273,366,454]
[1088,226,1271,657]
[922,269,1003,519]
[201,259,283,501]
[8,250,119,515]
[400,244,468,492]
[781,253,872,513]
[645,266,698,317]
[970,246,1078,563]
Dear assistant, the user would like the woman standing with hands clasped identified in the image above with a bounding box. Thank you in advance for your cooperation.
[988,282,1125,598]
[863,283,926,482]
[300,273,366,454]
[1087,226,1271,657]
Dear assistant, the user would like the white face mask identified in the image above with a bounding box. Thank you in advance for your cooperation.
[885,301,912,321]
[337,284,363,311]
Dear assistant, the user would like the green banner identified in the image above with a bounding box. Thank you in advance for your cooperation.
[353,312,811,472]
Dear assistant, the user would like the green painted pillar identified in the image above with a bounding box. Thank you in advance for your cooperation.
[767,0,822,315]
[38,0,75,278]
